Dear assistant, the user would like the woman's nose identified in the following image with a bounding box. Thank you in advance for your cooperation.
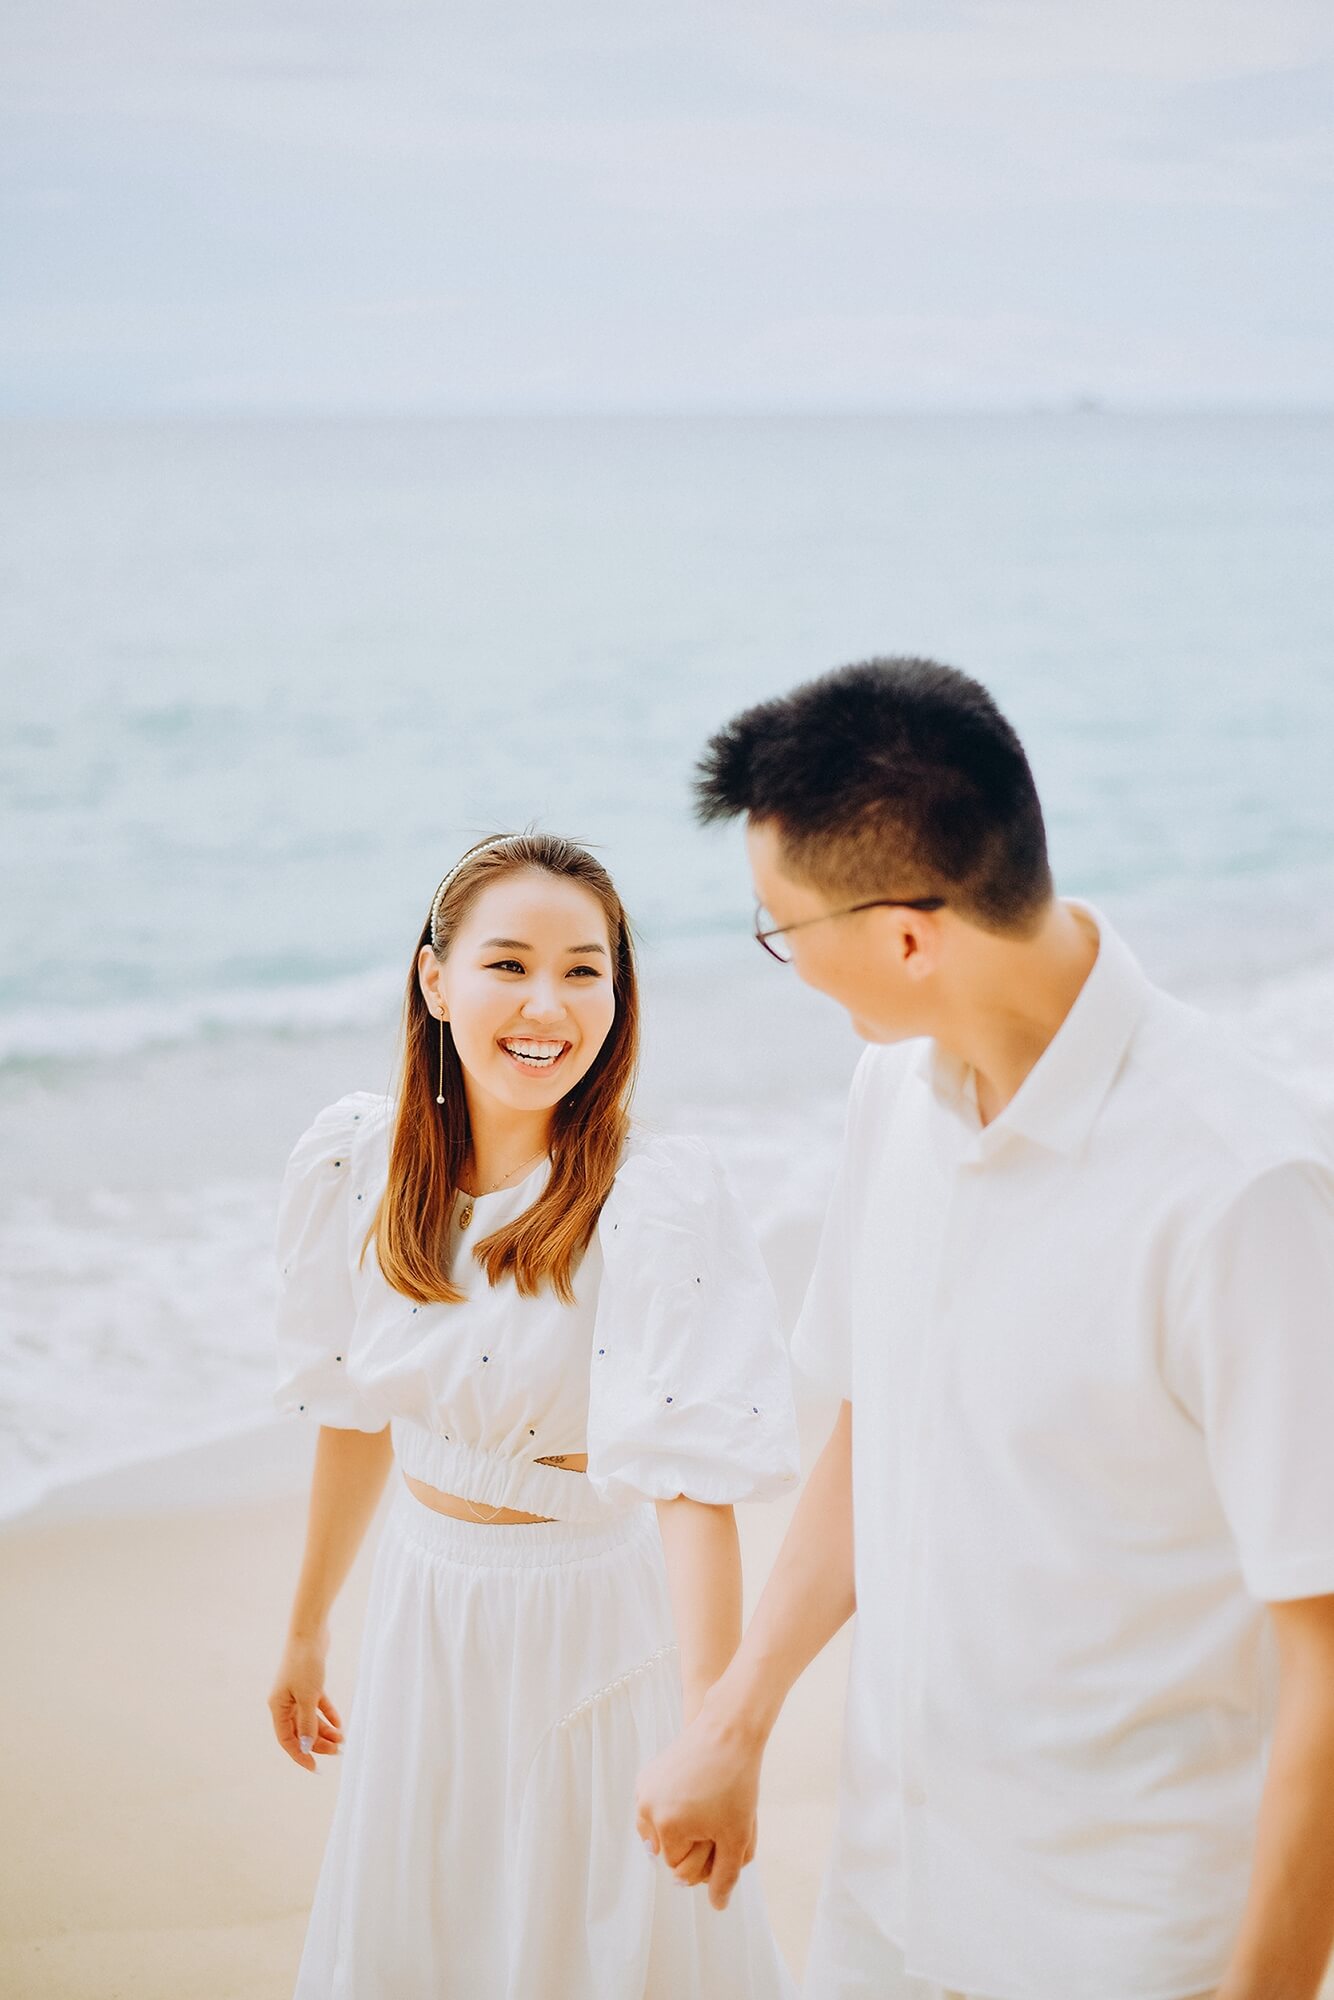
[521,984,565,1021]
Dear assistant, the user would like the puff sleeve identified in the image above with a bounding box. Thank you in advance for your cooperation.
[585,1132,801,1506]
[273,1091,388,1431]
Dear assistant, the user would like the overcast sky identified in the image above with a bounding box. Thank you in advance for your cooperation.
[3,1,1332,413]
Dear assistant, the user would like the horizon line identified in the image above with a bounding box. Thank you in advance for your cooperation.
[2,397,1332,424]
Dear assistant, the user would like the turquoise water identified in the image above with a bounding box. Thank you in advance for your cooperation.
[4,412,1333,1062]
[2,412,1332,1512]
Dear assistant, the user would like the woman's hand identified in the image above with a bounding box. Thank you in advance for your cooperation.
[637,1687,765,1910]
[269,1634,344,1772]
[274,1425,393,1771]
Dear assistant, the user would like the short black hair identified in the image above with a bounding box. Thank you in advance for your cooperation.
[694,656,1053,933]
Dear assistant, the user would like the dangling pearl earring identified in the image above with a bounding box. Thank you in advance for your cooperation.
[436,1014,446,1105]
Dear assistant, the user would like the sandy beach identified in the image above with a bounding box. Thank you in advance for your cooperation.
[0,1404,848,2000]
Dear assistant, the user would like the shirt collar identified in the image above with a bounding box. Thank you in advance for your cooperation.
[917,901,1151,1163]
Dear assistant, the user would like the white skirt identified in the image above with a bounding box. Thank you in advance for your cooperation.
[293,1474,798,2000]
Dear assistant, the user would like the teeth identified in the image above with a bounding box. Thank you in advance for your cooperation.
[502,1039,565,1067]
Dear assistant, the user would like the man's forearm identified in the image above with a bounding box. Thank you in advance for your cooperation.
[705,1398,855,1741]
[1217,1595,1334,2000]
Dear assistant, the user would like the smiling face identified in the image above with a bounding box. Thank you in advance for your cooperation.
[418,867,617,1120]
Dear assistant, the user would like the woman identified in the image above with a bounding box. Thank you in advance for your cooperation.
[268,831,801,1998]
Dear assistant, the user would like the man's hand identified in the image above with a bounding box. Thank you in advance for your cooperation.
[636,1690,766,1910]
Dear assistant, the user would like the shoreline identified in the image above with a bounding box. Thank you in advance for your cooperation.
[2,1417,317,1532]
[1,1146,835,1534]
[7,904,1334,1532]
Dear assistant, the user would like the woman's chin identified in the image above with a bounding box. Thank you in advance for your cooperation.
[484,1051,582,1109]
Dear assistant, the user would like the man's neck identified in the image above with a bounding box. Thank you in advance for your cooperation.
[931,900,1101,1127]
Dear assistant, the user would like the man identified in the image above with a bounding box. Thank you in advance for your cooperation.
[636,658,1334,1999]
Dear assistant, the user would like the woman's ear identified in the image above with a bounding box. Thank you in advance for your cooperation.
[417,947,448,1021]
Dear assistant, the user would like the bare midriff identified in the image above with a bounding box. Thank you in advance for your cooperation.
[402,1453,589,1525]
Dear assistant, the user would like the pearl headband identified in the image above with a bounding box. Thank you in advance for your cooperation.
[428,835,514,951]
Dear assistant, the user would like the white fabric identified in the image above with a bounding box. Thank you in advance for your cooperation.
[792,901,1334,2000]
[273,1104,800,1519]
[800,1885,1214,2000]
[804,1868,971,1998]
[293,1476,797,1999]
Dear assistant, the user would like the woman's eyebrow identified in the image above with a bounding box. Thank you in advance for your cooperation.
[481,937,608,955]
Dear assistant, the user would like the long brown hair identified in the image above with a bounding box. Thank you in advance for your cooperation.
[371,833,639,1306]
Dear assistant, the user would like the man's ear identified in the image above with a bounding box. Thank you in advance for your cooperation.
[896,911,943,981]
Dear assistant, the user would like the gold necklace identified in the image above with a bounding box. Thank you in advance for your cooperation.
[455,1149,547,1232]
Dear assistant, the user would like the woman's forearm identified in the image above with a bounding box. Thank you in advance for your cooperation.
[287,1424,395,1642]
[655,1497,744,1721]
[634,1404,855,1911]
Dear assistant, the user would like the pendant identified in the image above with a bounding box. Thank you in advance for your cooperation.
[458,1200,474,1231]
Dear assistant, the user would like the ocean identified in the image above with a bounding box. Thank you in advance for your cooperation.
[3,411,1332,1518]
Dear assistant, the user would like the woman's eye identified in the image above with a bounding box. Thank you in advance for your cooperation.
[483,959,601,979]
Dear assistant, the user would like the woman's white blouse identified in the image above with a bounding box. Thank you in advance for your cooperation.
[273,1092,800,1524]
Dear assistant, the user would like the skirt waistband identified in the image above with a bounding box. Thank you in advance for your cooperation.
[388,1473,657,1570]
[390,1417,628,1526]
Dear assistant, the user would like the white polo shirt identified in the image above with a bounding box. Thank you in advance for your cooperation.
[791,902,1334,2000]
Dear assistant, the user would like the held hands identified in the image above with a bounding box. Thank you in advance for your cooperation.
[635,1691,765,1911]
[269,1634,344,1773]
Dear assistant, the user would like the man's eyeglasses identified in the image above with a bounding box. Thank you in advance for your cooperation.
[754,896,946,963]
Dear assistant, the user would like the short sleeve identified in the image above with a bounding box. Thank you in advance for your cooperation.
[789,1053,871,1403]
[1176,1156,1334,1602]
[273,1092,388,1432]
[585,1133,801,1506]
